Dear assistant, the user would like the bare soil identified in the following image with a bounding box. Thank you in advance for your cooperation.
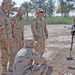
[1,25,75,75]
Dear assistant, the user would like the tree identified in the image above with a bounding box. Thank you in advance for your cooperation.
[42,2,48,18]
[21,1,31,21]
[8,1,17,17]
[10,1,17,14]
[47,0,55,17]
[30,0,46,9]
[30,0,55,17]
[57,0,75,17]
[57,0,67,16]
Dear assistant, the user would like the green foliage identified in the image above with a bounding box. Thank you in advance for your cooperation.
[47,0,55,17]
[57,0,75,17]
[10,1,17,14]
[8,1,17,17]
[30,0,46,8]
[30,0,55,17]
[24,17,32,25]
[46,17,73,25]
[21,2,31,20]
[24,17,73,25]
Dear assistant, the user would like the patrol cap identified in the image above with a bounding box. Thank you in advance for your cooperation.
[25,38,37,47]
[2,0,11,4]
[18,7,26,14]
[36,8,44,13]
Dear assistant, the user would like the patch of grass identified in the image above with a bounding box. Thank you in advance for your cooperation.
[24,17,73,25]
[24,17,32,25]
[46,17,73,25]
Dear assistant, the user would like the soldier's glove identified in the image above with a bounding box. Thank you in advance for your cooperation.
[46,35,48,39]
[34,34,38,41]
[2,40,8,47]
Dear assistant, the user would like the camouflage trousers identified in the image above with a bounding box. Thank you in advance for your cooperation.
[14,38,24,50]
[8,40,17,73]
[34,37,45,55]
[0,41,10,75]
[8,39,24,73]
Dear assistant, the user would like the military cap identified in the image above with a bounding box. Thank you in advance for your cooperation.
[36,8,44,13]
[3,0,11,4]
[18,7,26,14]
[25,38,37,47]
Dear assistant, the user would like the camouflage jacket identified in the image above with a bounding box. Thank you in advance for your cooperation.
[0,8,12,41]
[10,15,24,40]
[31,16,48,38]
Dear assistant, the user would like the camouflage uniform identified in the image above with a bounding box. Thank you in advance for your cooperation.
[31,8,48,55]
[10,14,25,50]
[9,7,25,73]
[13,38,49,75]
[0,0,12,74]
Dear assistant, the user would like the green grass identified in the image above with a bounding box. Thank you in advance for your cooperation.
[46,17,73,25]
[24,17,32,25]
[24,17,73,25]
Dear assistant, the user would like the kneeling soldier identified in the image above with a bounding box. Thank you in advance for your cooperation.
[13,38,50,75]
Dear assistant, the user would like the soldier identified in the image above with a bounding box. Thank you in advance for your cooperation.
[0,0,13,75]
[31,8,48,55]
[10,7,25,50]
[13,38,50,75]
[69,17,75,50]
[8,7,26,74]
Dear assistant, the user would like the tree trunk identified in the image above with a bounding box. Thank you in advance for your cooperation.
[26,11,28,22]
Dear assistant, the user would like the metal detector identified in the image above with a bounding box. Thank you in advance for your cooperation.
[67,32,74,60]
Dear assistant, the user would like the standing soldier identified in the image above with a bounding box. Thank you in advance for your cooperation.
[31,8,48,55]
[0,0,13,75]
[10,7,25,50]
[9,7,26,74]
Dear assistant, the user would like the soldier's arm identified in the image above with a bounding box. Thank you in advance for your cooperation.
[10,17,16,28]
[20,19,24,41]
[10,17,17,38]
[44,19,48,38]
[31,18,37,35]
[31,18,39,41]
[4,17,12,40]
[0,10,8,40]
[30,50,47,64]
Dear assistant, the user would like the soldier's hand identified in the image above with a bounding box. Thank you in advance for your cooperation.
[34,34,38,41]
[8,39,14,43]
[46,35,48,39]
[2,40,8,47]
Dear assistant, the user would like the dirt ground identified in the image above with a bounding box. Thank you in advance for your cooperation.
[24,25,75,75]
[1,25,75,75]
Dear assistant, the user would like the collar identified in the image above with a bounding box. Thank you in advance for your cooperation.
[16,14,22,21]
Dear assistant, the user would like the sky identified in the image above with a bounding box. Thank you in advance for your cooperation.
[0,0,75,16]
[13,0,30,7]
[0,0,30,7]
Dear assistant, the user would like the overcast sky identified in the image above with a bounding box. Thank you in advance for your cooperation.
[0,0,75,16]
[13,0,30,7]
[0,0,30,7]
